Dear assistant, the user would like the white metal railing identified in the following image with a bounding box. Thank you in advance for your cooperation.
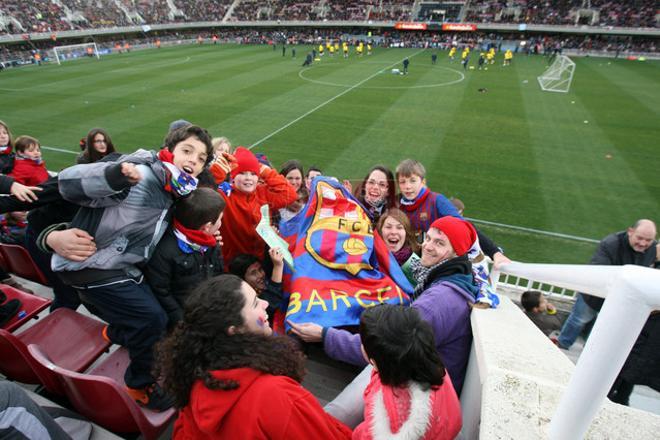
[495,271,578,301]
[492,262,660,440]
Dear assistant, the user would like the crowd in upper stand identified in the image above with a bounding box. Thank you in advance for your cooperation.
[465,0,658,28]
[0,0,656,35]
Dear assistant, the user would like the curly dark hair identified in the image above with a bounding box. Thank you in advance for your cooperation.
[155,274,305,408]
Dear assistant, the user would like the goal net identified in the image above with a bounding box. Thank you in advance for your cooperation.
[52,42,100,65]
[537,55,575,93]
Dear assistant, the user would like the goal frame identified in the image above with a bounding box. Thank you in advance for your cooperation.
[537,55,576,93]
[52,42,100,65]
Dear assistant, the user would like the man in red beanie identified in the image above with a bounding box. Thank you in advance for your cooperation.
[211,147,297,265]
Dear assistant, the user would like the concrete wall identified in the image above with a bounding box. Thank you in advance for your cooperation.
[460,297,660,439]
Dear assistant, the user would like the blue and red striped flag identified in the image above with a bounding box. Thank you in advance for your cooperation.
[279,177,412,332]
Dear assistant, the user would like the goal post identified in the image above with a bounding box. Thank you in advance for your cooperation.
[537,55,575,93]
[52,42,100,65]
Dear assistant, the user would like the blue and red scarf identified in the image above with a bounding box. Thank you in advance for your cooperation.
[173,219,216,254]
[157,149,197,196]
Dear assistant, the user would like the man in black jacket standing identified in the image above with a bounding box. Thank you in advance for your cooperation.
[556,219,657,350]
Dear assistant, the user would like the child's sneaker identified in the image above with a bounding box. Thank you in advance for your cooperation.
[126,383,174,412]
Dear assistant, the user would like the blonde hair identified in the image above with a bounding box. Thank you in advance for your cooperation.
[0,120,13,148]
[212,137,232,155]
[395,159,425,179]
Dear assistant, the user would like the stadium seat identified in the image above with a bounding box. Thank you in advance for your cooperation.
[0,284,51,332]
[0,243,50,286]
[0,308,110,394]
[28,345,177,440]
[0,251,8,272]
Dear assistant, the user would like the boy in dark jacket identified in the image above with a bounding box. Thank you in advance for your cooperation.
[145,187,225,327]
[521,290,561,336]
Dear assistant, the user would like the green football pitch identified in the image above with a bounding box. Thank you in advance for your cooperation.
[1,44,658,264]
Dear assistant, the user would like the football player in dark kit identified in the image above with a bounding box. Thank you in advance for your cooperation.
[302,52,313,67]
[402,58,409,74]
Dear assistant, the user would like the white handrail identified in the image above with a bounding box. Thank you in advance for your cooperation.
[492,262,660,440]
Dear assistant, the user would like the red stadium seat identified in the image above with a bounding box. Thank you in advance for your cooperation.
[0,284,51,332]
[0,308,110,394]
[0,251,8,272]
[0,243,50,286]
[28,345,177,440]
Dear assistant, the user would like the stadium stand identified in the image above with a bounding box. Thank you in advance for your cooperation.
[464,0,658,27]
[0,0,657,31]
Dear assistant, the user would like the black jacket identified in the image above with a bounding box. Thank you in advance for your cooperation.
[144,229,224,326]
[582,231,657,311]
[0,153,14,175]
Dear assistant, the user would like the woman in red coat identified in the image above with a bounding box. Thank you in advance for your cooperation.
[156,274,352,440]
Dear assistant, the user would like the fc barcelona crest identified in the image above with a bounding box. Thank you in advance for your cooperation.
[305,181,375,275]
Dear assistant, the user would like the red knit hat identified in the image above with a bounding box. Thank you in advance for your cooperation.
[429,217,477,257]
[231,147,260,179]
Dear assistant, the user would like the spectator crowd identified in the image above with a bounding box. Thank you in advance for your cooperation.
[1,0,656,35]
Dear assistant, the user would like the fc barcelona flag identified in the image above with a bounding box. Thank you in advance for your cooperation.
[279,177,413,331]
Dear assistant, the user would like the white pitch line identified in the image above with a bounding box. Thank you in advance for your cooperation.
[465,217,600,243]
[41,145,79,155]
[248,49,426,149]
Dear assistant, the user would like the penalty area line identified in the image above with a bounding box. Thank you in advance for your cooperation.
[248,49,426,149]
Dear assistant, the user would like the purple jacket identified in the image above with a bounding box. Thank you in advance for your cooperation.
[324,280,475,395]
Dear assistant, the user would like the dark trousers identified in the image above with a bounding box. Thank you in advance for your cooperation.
[608,376,635,406]
[24,227,81,311]
[78,279,167,389]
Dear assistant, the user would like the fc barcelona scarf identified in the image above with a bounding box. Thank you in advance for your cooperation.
[158,149,197,196]
[279,177,413,332]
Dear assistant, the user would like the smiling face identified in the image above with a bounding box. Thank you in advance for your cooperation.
[244,261,266,293]
[171,136,208,177]
[0,125,9,147]
[364,169,389,204]
[92,133,107,154]
[239,281,272,336]
[234,171,259,193]
[381,215,406,253]
[285,169,303,191]
[398,174,425,200]
[421,227,456,267]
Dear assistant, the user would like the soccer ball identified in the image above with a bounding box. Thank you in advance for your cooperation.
[484,67,488,70]
[469,66,475,70]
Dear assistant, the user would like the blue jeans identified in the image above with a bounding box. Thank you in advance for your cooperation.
[558,293,598,349]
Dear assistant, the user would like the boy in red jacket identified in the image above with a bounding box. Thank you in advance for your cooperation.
[211,147,296,265]
[9,136,48,186]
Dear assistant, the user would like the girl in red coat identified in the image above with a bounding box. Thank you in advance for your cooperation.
[9,135,48,186]
[353,305,462,440]
[156,274,352,440]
